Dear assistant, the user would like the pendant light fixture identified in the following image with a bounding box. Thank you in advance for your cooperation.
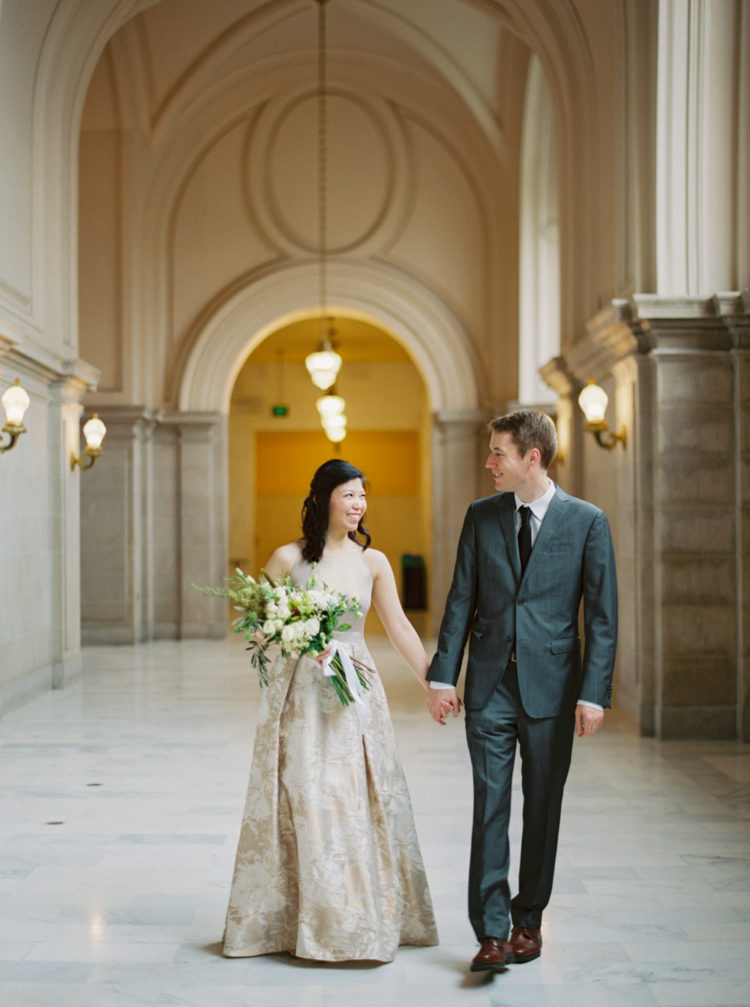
[305,0,346,443]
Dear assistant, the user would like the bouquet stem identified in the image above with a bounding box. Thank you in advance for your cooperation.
[327,653,371,707]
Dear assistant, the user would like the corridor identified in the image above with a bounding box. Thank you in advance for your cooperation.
[1,637,749,1007]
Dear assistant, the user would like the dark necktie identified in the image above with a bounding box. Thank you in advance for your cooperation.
[518,506,532,572]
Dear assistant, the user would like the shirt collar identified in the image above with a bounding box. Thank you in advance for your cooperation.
[515,479,556,521]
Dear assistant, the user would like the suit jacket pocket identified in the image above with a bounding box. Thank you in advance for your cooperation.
[550,636,580,655]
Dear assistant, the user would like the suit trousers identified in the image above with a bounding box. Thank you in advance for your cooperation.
[464,659,575,939]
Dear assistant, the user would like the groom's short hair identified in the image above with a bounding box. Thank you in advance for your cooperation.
[489,409,558,470]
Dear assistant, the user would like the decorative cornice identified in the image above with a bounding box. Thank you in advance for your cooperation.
[632,291,748,318]
[543,292,750,392]
[432,408,486,429]
[631,291,749,354]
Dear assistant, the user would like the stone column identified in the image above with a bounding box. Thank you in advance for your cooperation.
[158,411,227,639]
[634,294,746,739]
[80,407,154,644]
[80,408,227,643]
[545,294,750,740]
[430,409,485,635]
[727,303,750,741]
[656,0,747,294]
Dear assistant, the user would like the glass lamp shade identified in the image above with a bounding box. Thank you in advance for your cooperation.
[316,393,345,418]
[578,380,608,424]
[305,348,342,391]
[2,378,30,426]
[83,413,107,449]
[322,413,347,434]
[325,426,347,443]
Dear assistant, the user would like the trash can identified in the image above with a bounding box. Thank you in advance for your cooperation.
[401,553,427,610]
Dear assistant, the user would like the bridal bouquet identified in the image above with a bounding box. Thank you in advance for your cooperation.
[193,568,371,707]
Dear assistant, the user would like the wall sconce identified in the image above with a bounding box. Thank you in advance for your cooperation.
[1,378,30,454]
[71,412,107,471]
[578,379,626,450]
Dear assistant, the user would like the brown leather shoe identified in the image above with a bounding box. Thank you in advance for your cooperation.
[505,925,542,963]
[470,936,508,972]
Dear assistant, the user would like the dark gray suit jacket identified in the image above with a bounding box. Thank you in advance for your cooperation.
[427,487,617,717]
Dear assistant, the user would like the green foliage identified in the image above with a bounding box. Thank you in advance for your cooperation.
[192,567,371,702]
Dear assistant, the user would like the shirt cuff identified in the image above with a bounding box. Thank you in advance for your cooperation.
[429,680,454,690]
[577,699,603,711]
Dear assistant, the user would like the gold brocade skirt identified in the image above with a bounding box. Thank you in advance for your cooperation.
[222,641,438,962]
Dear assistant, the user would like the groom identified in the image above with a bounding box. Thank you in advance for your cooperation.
[427,409,617,972]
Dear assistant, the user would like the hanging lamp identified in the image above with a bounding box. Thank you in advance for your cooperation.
[304,0,343,394]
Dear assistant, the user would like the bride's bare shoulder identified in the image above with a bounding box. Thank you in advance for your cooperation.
[361,547,391,575]
[264,541,302,578]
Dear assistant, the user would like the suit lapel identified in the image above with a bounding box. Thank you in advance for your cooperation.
[496,494,521,582]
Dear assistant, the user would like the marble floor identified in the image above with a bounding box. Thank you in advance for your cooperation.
[1,636,750,1007]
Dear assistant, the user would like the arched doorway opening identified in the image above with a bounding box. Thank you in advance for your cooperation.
[229,313,432,634]
[176,260,483,637]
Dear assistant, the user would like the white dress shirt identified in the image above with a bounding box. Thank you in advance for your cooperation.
[430,480,602,711]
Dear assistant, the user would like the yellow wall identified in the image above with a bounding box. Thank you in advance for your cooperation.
[228,345,431,635]
[254,431,425,635]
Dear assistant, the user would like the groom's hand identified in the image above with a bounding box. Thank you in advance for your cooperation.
[575,704,604,737]
[426,687,461,725]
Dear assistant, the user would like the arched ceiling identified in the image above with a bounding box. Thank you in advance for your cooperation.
[100,0,516,155]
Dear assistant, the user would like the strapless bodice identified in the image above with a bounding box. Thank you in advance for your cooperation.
[290,548,372,642]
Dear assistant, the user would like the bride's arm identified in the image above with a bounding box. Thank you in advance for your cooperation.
[367,550,430,690]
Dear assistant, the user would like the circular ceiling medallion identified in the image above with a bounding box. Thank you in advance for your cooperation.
[247,86,406,257]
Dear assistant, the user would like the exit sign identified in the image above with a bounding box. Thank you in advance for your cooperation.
[271,404,289,417]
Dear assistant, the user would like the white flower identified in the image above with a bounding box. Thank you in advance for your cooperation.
[305,617,320,636]
[262,620,277,636]
[281,624,297,644]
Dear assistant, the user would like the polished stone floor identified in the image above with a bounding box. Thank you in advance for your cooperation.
[1,635,749,1007]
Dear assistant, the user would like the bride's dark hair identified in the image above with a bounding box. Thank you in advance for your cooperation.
[301,459,371,563]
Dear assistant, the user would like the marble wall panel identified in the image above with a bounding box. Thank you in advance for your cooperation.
[660,556,736,605]
[660,655,736,706]
[80,436,135,636]
[657,451,733,505]
[740,457,750,504]
[660,505,734,553]
[655,356,733,404]
[657,403,733,452]
[151,433,180,637]
[660,604,735,657]
[177,419,226,640]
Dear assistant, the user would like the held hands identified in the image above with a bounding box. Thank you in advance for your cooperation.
[311,644,335,666]
[426,687,462,726]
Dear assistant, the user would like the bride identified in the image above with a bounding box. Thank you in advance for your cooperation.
[222,458,439,963]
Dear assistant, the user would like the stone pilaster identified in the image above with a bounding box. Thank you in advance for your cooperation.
[157,411,227,639]
[80,407,154,644]
[80,408,227,643]
[545,293,750,740]
[430,409,486,635]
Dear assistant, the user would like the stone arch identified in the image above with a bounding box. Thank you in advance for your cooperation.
[176,260,480,416]
[176,258,483,632]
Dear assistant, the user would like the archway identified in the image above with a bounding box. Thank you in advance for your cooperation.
[229,314,432,634]
[177,260,484,632]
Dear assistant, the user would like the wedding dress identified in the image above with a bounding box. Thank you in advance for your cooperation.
[222,547,438,962]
